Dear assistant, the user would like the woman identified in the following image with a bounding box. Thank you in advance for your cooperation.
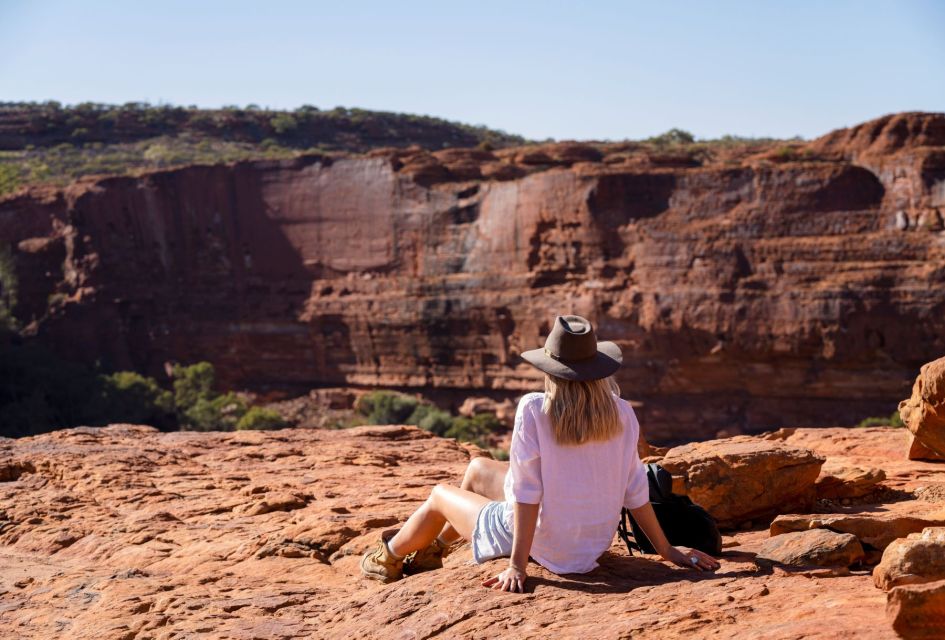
[361,315,720,592]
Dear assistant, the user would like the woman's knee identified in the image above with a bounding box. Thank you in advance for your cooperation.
[463,456,507,498]
[465,456,489,483]
[429,483,451,509]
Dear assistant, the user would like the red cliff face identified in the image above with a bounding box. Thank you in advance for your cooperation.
[2,113,944,442]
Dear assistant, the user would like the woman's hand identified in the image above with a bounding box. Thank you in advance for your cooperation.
[661,545,720,572]
[482,565,527,592]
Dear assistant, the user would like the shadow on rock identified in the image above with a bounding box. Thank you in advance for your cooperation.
[523,551,772,595]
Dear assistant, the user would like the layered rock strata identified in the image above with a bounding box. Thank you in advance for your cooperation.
[2,113,945,441]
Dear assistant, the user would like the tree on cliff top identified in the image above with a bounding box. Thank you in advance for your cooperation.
[0,245,17,331]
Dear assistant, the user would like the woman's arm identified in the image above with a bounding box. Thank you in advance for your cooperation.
[482,502,539,592]
[628,502,719,571]
[484,396,543,592]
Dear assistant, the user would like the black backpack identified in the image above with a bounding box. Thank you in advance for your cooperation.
[617,463,722,556]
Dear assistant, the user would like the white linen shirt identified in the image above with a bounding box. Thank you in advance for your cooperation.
[501,391,650,574]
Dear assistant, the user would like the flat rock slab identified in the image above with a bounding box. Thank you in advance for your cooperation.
[771,512,945,553]
[0,424,941,639]
[756,528,864,568]
[816,460,886,499]
[658,437,825,528]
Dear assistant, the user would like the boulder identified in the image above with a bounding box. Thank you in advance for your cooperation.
[771,513,945,554]
[815,461,886,499]
[658,437,825,529]
[457,396,516,423]
[907,433,945,462]
[756,529,865,568]
[874,527,945,590]
[899,356,945,457]
[887,579,945,640]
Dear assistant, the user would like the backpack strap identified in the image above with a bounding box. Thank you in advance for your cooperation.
[617,507,642,556]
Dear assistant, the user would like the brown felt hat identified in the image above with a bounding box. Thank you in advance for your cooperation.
[521,315,622,381]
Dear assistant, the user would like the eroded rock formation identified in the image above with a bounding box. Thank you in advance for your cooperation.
[2,112,945,441]
[900,355,945,456]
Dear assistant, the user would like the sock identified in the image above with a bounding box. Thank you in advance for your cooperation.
[384,538,405,560]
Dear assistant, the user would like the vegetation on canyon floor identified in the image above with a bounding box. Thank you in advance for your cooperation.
[857,411,905,428]
[0,339,286,438]
[355,390,507,457]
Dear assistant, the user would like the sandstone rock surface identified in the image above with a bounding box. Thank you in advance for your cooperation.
[2,424,942,638]
[756,529,864,568]
[908,434,945,461]
[658,436,825,528]
[3,113,945,441]
[815,460,886,499]
[900,356,945,456]
[873,527,945,590]
[887,579,945,640]
[771,513,945,556]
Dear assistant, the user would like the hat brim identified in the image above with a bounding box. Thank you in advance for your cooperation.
[520,341,623,381]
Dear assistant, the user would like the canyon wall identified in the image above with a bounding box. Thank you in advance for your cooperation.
[2,113,944,442]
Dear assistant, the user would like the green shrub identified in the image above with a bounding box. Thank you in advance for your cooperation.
[92,370,175,429]
[171,362,255,430]
[355,390,421,424]
[414,406,454,437]
[0,164,21,197]
[856,411,904,428]
[0,245,17,330]
[647,128,695,146]
[180,391,247,431]
[270,113,298,135]
[236,406,288,431]
[445,413,501,447]
[172,361,215,410]
[355,390,502,447]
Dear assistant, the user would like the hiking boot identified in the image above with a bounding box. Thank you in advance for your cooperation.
[403,537,451,575]
[360,529,404,584]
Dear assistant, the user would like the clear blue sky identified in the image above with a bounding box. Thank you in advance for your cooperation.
[1,1,943,141]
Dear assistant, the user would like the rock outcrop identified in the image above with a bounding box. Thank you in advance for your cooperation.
[2,423,941,638]
[657,436,825,528]
[873,527,945,590]
[815,460,886,499]
[900,356,945,457]
[887,579,945,640]
[756,528,865,568]
[2,113,945,441]
[771,513,945,558]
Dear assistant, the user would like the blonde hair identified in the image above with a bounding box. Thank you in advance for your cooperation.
[542,374,622,445]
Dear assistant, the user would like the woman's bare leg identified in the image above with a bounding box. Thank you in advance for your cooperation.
[387,484,490,557]
[437,457,509,544]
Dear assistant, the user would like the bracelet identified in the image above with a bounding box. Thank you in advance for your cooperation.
[509,562,527,573]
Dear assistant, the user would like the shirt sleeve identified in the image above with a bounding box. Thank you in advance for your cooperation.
[509,395,543,504]
[623,406,650,510]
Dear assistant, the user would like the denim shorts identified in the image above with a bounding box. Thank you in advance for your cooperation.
[471,500,514,563]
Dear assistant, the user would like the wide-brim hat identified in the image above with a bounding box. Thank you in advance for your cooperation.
[521,315,622,381]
